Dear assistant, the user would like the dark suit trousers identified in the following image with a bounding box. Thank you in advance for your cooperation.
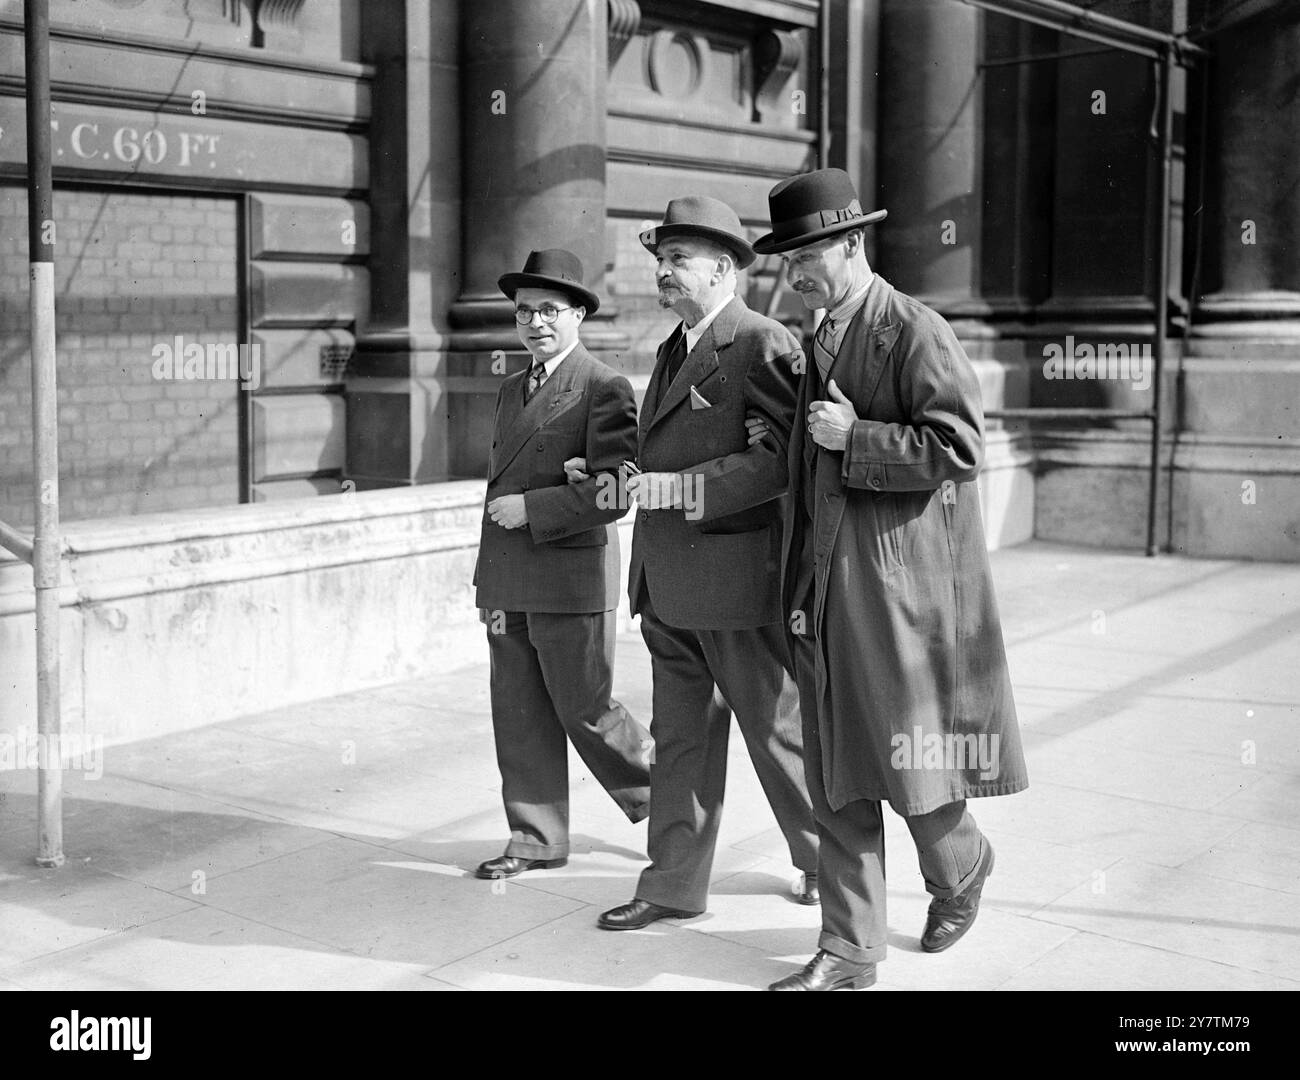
[633,594,819,913]
[789,632,987,963]
[488,610,651,860]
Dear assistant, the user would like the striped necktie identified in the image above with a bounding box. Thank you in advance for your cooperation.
[813,315,837,382]
[525,359,545,401]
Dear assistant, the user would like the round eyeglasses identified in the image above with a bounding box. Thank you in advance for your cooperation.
[514,303,574,325]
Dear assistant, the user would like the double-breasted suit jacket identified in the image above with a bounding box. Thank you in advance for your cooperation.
[475,344,638,614]
[473,343,650,861]
[781,276,1029,816]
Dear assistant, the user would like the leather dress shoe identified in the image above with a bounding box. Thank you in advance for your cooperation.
[921,841,995,953]
[597,898,701,931]
[768,950,877,991]
[793,871,820,906]
[474,854,567,880]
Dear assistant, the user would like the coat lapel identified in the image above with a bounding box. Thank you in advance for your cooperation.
[827,276,901,416]
[648,296,738,430]
[639,328,677,441]
[489,346,587,481]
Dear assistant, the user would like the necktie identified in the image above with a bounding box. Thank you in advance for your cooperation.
[525,359,545,401]
[664,328,688,387]
[813,315,837,382]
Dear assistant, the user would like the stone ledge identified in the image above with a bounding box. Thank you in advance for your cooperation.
[2,482,486,613]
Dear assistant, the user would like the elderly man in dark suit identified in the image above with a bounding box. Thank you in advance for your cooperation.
[472,248,652,881]
[595,197,820,931]
[752,169,1029,990]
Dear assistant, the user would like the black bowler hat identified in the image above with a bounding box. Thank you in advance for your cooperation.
[639,195,757,270]
[498,248,600,314]
[752,168,887,255]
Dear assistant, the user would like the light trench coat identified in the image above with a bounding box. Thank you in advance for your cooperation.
[781,276,1029,815]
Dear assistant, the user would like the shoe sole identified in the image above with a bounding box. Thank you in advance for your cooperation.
[921,846,994,953]
[597,910,702,931]
[769,969,877,991]
[473,858,567,880]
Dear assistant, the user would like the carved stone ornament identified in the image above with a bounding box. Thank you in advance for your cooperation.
[607,0,642,66]
[754,27,802,122]
[647,29,707,101]
[254,0,307,50]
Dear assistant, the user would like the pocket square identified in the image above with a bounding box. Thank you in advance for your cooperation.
[689,386,712,410]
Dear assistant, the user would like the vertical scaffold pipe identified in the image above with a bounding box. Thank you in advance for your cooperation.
[24,0,64,868]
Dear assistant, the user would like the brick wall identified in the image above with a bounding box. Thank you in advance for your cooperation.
[0,186,240,527]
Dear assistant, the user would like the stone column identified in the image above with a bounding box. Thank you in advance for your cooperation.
[826,0,881,264]
[876,0,986,318]
[348,0,461,486]
[1176,2,1300,560]
[1194,5,1300,338]
[447,0,618,477]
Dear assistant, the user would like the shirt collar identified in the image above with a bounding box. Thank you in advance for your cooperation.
[684,292,735,353]
[826,273,874,328]
[531,339,579,378]
[816,273,874,353]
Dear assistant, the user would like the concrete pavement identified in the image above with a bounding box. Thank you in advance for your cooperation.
[1,541,1297,991]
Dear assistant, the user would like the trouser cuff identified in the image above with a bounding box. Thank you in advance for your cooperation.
[505,837,569,860]
[819,931,886,965]
[635,879,706,915]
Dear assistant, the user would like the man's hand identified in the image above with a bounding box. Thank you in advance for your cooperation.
[487,494,528,529]
[744,414,771,447]
[627,471,683,510]
[563,457,590,484]
[808,379,857,452]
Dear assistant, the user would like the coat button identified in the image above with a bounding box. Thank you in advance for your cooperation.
[640,512,649,523]
[870,478,881,488]
[536,445,544,452]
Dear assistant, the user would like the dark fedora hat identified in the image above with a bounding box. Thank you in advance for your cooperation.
[639,195,757,270]
[498,248,600,313]
[752,168,887,255]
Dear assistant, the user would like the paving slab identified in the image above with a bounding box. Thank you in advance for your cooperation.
[171,836,586,971]
[998,932,1300,991]
[0,859,198,970]
[1,905,444,991]
[1027,857,1300,983]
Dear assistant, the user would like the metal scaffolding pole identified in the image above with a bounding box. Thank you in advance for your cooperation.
[25,0,64,868]
[1146,46,1176,557]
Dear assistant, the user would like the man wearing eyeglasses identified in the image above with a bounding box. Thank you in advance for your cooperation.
[472,248,652,882]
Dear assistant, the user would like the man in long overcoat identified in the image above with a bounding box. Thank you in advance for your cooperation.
[754,169,1029,991]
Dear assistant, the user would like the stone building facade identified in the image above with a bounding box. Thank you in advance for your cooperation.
[1,0,1294,558]
[0,0,1296,745]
